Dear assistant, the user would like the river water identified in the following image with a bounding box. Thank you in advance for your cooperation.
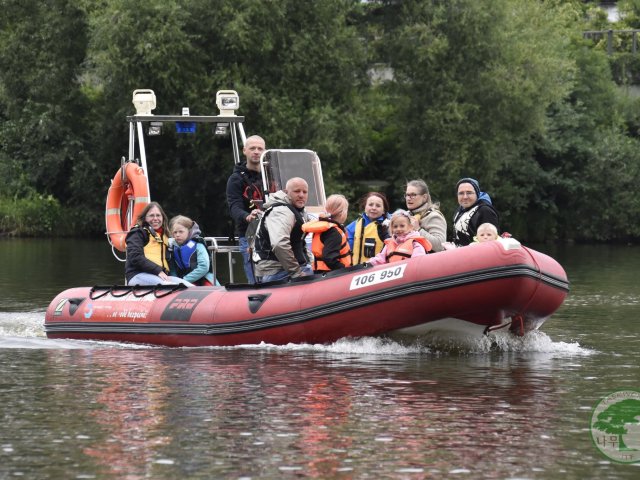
[0,239,638,479]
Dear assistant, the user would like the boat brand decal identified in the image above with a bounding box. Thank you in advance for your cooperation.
[160,290,211,322]
[53,298,67,316]
[350,264,407,291]
[84,302,93,319]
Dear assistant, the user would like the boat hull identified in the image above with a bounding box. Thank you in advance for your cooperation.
[44,240,569,347]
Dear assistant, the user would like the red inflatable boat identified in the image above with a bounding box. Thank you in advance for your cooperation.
[45,89,569,347]
[44,238,569,347]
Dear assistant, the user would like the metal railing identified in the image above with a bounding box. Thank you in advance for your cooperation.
[584,29,640,55]
[204,237,242,284]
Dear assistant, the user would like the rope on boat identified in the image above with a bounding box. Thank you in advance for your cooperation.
[88,286,109,300]
[153,284,187,298]
[88,284,187,300]
[131,286,155,297]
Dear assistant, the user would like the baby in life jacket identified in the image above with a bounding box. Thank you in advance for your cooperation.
[368,210,432,266]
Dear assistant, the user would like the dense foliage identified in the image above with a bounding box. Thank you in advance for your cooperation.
[1,0,639,242]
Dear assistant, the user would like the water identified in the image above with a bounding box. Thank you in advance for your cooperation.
[1,239,639,479]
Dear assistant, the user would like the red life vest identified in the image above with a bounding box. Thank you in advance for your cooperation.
[385,236,432,263]
[302,220,352,272]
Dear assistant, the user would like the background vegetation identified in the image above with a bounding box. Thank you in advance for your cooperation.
[1,0,639,243]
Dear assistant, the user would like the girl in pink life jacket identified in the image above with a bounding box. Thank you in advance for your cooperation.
[368,210,432,266]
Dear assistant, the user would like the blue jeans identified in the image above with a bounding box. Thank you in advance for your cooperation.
[258,264,313,283]
[128,273,193,287]
[239,236,256,284]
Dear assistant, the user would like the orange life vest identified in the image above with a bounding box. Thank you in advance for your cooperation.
[302,220,352,272]
[385,236,432,263]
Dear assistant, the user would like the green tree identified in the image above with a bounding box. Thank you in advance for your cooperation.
[75,0,210,221]
[2,0,640,242]
[80,0,370,231]
[384,1,578,225]
[0,0,88,202]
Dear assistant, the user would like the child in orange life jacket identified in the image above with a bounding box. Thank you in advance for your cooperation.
[168,215,218,286]
[474,222,499,243]
[301,194,352,273]
[368,210,432,266]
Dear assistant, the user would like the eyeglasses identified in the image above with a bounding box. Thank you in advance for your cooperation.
[405,193,422,199]
[457,191,476,197]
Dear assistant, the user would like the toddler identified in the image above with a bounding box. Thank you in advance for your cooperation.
[474,222,499,243]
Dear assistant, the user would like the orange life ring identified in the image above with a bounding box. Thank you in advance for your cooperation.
[105,162,150,252]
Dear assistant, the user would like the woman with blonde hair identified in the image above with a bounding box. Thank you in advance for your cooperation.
[302,194,352,273]
[405,179,447,252]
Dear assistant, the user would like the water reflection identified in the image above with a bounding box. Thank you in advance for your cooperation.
[80,351,172,478]
[28,348,569,478]
[2,242,640,478]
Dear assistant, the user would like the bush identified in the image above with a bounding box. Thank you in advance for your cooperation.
[1,195,65,236]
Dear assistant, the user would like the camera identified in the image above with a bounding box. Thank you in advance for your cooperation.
[364,238,376,258]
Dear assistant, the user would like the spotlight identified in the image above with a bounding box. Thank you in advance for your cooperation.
[132,89,156,115]
[216,90,239,116]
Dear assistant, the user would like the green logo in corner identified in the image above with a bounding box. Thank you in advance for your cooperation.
[591,390,640,463]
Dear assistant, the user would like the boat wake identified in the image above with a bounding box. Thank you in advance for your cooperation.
[231,330,593,356]
[0,311,45,338]
[1,310,591,355]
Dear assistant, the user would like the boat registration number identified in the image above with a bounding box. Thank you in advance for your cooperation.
[349,264,407,291]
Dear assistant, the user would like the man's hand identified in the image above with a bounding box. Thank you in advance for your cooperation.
[245,210,259,223]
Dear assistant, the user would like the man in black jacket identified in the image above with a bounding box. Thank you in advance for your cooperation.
[226,135,266,283]
[452,177,499,246]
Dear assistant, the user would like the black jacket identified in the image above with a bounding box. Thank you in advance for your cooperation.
[124,225,167,283]
[225,163,264,237]
[453,200,499,246]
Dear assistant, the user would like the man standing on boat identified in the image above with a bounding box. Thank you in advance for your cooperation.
[226,135,266,283]
[252,177,313,283]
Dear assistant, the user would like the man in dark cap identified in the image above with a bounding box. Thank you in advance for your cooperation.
[452,177,499,246]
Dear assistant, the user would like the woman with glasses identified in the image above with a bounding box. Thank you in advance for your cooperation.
[404,179,447,252]
[125,202,192,286]
[452,178,499,247]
